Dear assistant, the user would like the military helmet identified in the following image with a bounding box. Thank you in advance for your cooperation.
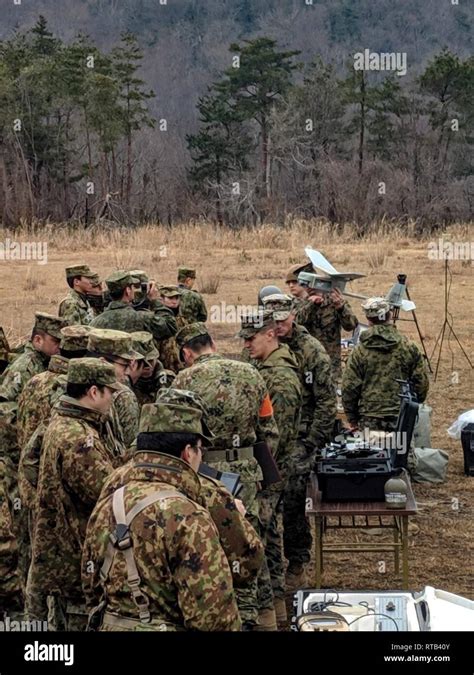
[257,285,282,307]
[361,297,391,320]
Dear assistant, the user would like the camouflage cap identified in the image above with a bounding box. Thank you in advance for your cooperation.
[155,388,213,438]
[0,328,10,362]
[105,270,140,294]
[67,357,121,391]
[34,312,68,340]
[175,322,210,349]
[262,293,294,320]
[361,297,391,319]
[130,331,160,364]
[138,402,214,444]
[178,266,196,280]
[60,325,92,352]
[159,285,181,298]
[285,262,312,283]
[129,269,149,284]
[87,328,144,361]
[236,309,275,339]
[65,264,99,280]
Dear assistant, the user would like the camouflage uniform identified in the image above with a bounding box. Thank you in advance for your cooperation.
[295,296,358,379]
[26,359,121,629]
[172,323,279,626]
[253,341,302,605]
[130,331,175,406]
[156,286,186,373]
[82,402,241,631]
[342,322,429,431]
[264,295,337,571]
[91,271,177,341]
[87,329,144,455]
[177,266,208,324]
[0,327,11,376]
[58,264,100,325]
[0,457,23,620]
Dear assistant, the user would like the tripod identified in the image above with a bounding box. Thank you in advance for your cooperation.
[430,258,473,381]
[392,274,433,374]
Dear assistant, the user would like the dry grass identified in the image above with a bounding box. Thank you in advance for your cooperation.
[1,219,473,600]
[199,274,221,295]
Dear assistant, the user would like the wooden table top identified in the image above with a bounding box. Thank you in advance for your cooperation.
[307,472,418,516]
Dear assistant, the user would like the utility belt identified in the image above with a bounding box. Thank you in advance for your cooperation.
[102,611,184,632]
[204,446,254,462]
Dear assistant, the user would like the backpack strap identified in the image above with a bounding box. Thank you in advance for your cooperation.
[100,486,181,623]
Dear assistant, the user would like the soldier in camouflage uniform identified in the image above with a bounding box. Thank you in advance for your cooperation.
[91,270,177,342]
[177,266,208,324]
[342,298,430,432]
[87,329,144,452]
[239,310,302,628]
[264,293,337,588]
[172,323,279,630]
[82,401,241,631]
[0,447,23,621]
[130,332,175,406]
[58,265,101,325]
[157,285,185,373]
[0,327,11,375]
[0,313,67,404]
[155,388,264,590]
[27,358,121,629]
[284,263,310,307]
[295,276,358,380]
[16,325,91,589]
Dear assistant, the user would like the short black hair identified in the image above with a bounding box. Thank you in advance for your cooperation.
[67,276,81,289]
[185,333,213,353]
[60,348,88,359]
[66,382,107,399]
[109,287,128,301]
[136,432,202,458]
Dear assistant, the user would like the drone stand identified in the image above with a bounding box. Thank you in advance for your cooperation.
[430,259,473,381]
[392,274,433,374]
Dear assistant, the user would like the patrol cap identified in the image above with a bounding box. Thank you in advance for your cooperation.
[130,331,159,364]
[60,325,92,352]
[87,328,144,361]
[361,297,391,320]
[105,270,140,294]
[178,267,196,281]
[138,402,214,445]
[159,285,181,298]
[297,272,332,293]
[67,357,121,391]
[262,293,294,320]
[176,322,210,349]
[65,264,99,280]
[129,270,149,284]
[236,309,275,339]
[155,388,213,438]
[34,312,68,340]
[285,262,312,283]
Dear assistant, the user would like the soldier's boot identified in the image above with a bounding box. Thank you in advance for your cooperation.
[253,607,278,631]
[285,563,307,592]
[273,597,288,628]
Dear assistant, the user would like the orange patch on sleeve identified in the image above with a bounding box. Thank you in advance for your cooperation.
[259,393,274,418]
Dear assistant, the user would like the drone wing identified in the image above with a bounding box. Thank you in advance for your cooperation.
[305,247,339,275]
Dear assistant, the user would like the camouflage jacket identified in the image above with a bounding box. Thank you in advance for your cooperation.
[342,324,430,424]
[295,298,358,378]
[132,365,175,407]
[58,289,95,325]
[282,324,337,449]
[198,473,264,588]
[0,457,21,604]
[111,380,140,451]
[0,343,49,403]
[17,355,69,509]
[255,344,302,477]
[27,396,116,616]
[91,300,177,342]
[82,452,241,631]
[178,285,208,324]
[173,353,279,481]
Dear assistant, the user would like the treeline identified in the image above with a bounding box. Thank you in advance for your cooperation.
[0,18,472,230]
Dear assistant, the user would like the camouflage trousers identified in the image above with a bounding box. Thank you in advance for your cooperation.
[283,471,312,568]
[359,416,398,433]
[257,488,285,607]
[55,598,88,632]
[205,455,262,628]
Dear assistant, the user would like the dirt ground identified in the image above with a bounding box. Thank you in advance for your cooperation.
[1,221,473,601]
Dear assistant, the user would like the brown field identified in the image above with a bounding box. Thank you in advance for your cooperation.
[1,220,473,602]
